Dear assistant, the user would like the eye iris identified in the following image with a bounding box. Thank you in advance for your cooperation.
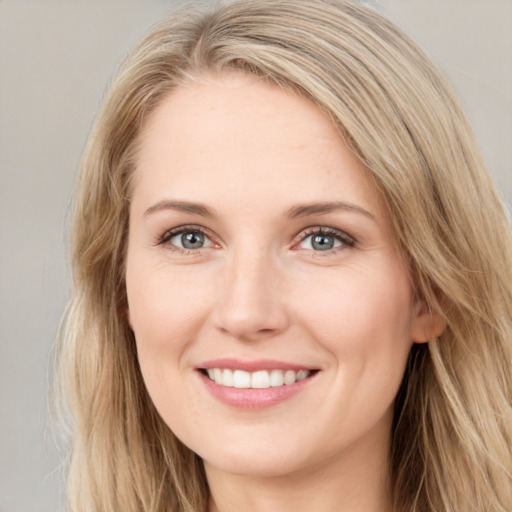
[181,232,204,249]
[312,234,334,251]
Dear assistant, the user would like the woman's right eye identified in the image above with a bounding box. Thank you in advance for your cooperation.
[160,228,214,251]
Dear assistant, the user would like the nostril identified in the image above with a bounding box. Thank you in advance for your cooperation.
[212,279,290,339]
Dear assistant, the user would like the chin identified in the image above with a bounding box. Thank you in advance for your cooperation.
[202,447,310,479]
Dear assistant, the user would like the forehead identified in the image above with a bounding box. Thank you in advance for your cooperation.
[132,71,385,220]
[137,72,343,163]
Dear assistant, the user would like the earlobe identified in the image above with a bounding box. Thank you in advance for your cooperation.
[411,301,446,343]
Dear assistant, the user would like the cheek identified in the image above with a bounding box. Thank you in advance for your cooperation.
[297,263,414,406]
[296,264,413,349]
[294,267,414,439]
[126,259,213,369]
[125,260,215,429]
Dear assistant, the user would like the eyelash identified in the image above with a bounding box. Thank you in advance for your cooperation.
[157,225,217,256]
[297,227,356,254]
[156,224,356,256]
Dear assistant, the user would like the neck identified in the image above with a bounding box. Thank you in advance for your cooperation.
[205,428,393,512]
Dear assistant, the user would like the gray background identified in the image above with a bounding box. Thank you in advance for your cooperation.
[1,1,511,511]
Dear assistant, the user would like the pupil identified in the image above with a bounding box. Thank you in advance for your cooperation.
[182,232,204,249]
[312,234,334,251]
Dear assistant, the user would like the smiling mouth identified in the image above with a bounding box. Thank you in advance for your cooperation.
[200,368,318,389]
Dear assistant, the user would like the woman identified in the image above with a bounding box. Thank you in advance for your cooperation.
[58,0,512,510]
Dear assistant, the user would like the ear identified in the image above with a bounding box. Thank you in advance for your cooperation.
[410,299,446,343]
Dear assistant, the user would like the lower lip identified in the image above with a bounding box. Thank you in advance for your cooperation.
[198,371,317,409]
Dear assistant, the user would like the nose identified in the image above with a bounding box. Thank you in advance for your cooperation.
[212,248,290,342]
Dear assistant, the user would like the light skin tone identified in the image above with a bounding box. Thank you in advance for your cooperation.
[125,72,444,512]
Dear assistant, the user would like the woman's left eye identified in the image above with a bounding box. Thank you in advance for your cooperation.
[297,228,355,252]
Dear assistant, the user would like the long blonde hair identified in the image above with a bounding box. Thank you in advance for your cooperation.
[57,0,512,510]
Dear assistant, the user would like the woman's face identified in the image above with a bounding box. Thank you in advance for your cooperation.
[126,72,433,479]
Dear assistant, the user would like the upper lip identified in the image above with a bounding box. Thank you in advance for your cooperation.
[196,358,318,372]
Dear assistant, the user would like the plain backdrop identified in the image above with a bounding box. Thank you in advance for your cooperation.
[1,1,511,511]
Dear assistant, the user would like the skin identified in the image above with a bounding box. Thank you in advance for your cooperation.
[125,72,443,512]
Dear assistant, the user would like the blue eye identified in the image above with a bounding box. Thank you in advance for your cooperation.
[306,233,339,251]
[161,227,213,250]
[298,228,354,252]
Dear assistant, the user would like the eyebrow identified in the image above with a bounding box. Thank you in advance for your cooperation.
[144,199,375,221]
[144,200,216,218]
[285,201,375,221]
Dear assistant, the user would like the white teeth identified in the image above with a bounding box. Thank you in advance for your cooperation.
[222,369,233,387]
[270,369,284,387]
[233,370,251,388]
[296,369,309,382]
[284,370,296,385]
[251,370,270,388]
[204,368,312,388]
